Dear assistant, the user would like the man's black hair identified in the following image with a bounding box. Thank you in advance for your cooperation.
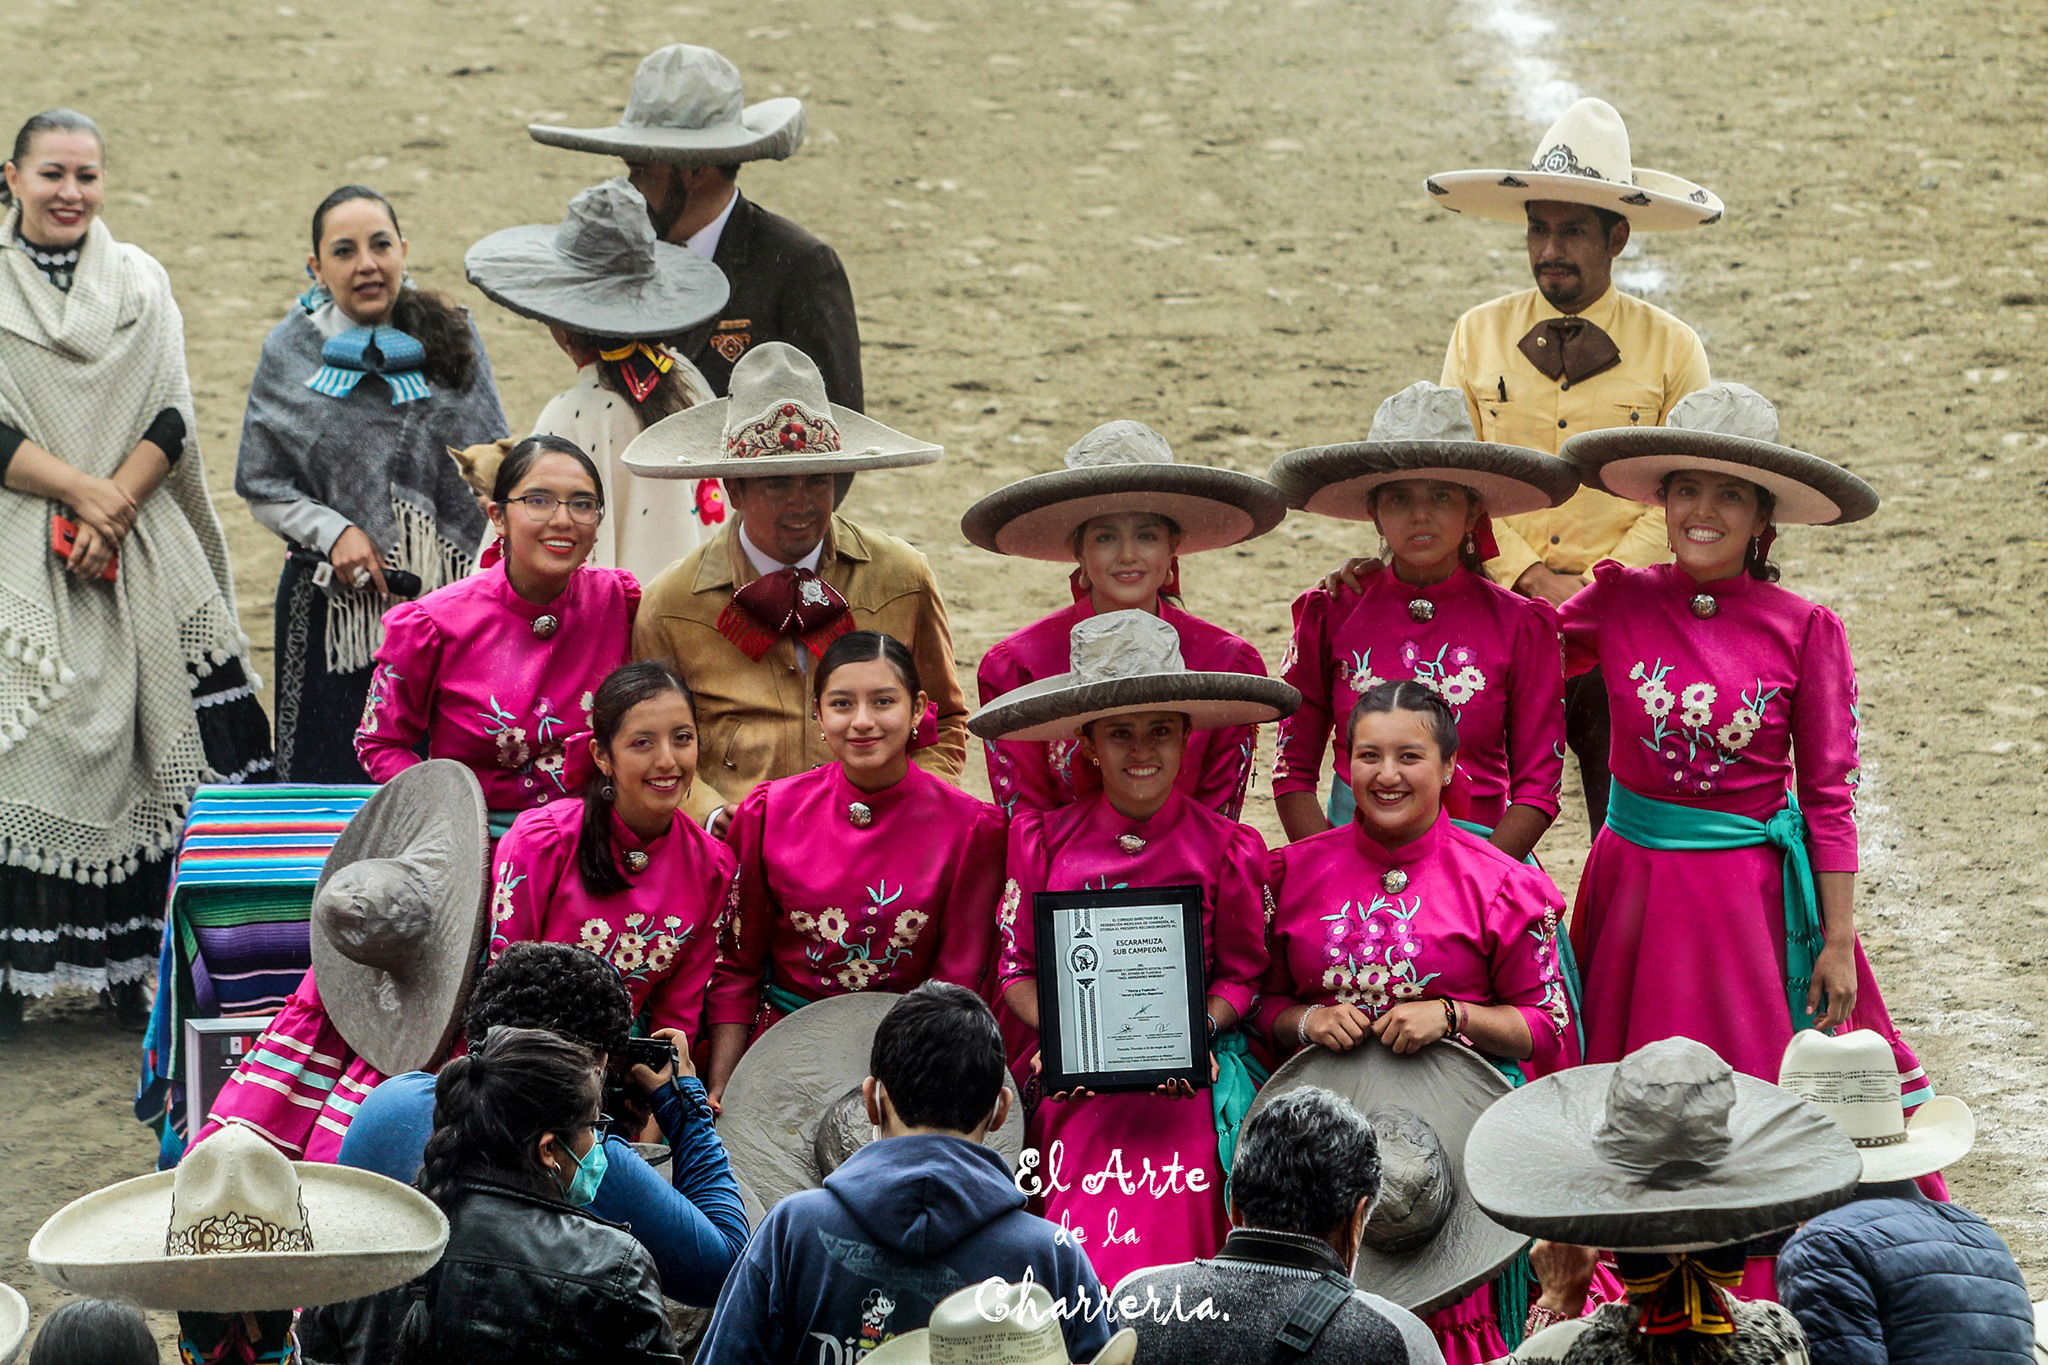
[869,981,1005,1133]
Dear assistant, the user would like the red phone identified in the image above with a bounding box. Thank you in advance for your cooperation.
[51,515,119,581]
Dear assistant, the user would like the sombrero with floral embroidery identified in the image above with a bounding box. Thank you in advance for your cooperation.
[622,342,940,479]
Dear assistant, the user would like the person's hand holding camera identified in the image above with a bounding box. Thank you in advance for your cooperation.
[627,1028,694,1092]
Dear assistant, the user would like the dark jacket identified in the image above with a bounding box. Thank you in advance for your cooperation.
[679,193,862,410]
[1114,1230,1444,1365]
[1777,1182,2036,1365]
[697,1134,1108,1365]
[299,1177,681,1365]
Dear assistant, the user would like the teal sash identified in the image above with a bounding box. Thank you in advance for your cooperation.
[487,810,521,841]
[1603,782,1825,1034]
[1210,1028,1267,1183]
[763,982,815,1018]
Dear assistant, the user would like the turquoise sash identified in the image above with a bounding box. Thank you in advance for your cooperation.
[1603,782,1825,1034]
[1210,1028,1267,1182]
[763,982,815,1018]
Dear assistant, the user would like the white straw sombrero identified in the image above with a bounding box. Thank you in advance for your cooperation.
[961,421,1287,560]
[528,45,804,165]
[866,1282,1137,1365]
[1778,1029,1975,1184]
[0,1283,23,1365]
[1424,97,1722,232]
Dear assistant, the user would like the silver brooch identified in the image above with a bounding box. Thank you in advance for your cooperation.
[1407,598,1435,623]
[531,614,560,639]
[798,577,830,608]
[624,851,649,873]
[847,802,874,829]
[1690,594,1718,620]
[1382,868,1409,894]
[1117,833,1147,855]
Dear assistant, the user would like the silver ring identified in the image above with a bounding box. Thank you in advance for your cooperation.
[351,567,371,587]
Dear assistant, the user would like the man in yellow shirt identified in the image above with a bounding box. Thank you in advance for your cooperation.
[1426,97,1722,825]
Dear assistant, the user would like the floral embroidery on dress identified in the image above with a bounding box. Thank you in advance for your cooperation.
[1402,641,1488,712]
[1527,901,1571,1040]
[1337,647,1385,698]
[486,860,526,956]
[478,694,572,793]
[997,878,1023,964]
[360,663,397,736]
[1316,893,1439,1015]
[574,911,694,984]
[793,879,924,991]
[1630,659,1780,792]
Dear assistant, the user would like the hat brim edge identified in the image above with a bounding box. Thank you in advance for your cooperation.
[960,468,1289,560]
[463,228,731,341]
[620,396,944,479]
[967,673,1300,744]
[1424,165,1723,232]
[1564,427,1879,525]
[526,98,805,164]
[1269,440,1579,520]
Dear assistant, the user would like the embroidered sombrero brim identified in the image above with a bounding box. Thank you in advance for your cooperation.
[1244,1042,1528,1316]
[960,465,1286,560]
[1424,165,1723,232]
[718,993,1022,1213]
[620,395,942,479]
[29,1165,448,1312]
[528,97,805,164]
[1464,1063,1863,1253]
[967,669,1299,745]
[1268,438,1579,521]
[1562,426,1879,526]
[0,1282,23,1365]
[464,223,730,342]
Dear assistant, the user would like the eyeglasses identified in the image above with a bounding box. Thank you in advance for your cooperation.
[507,493,604,524]
[558,1112,614,1135]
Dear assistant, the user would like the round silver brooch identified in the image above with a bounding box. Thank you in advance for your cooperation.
[1117,833,1147,855]
[531,614,561,639]
[847,802,874,829]
[1407,598,1436,623]
[1382,868,1410,894]
[624,851,649,873]
[1690,594,1718,620]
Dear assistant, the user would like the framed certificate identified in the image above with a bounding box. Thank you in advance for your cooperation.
[1033,885,1209,1094]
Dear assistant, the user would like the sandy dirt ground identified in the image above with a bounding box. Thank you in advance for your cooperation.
[3,0,2044,1351]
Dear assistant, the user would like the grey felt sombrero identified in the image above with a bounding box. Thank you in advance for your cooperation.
[962,421,1288,561]
[622,342,941,479]
[1464,1037,1862,1253]
[1243,1041,1529,1316]
[0,1282,22,1365]
[967,609,1298,744]
[1424,97,1723,233]
[1269,381,1580,521]
[310,759,489,1077]
[528,45,804,165]
[465,179,730,342]
[30,1122,447,1312]
[1563,382,1879,526]
[717,992,1022,1214]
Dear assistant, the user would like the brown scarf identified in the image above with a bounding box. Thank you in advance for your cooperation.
[1518,316,1621,386]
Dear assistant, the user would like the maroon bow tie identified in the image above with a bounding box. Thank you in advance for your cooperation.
[717,566,853,662]
[1518,316,1621,386]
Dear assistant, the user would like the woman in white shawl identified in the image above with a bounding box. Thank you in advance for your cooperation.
[0,109,273,1036]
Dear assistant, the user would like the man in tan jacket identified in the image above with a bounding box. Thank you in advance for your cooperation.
[624,343,964,834]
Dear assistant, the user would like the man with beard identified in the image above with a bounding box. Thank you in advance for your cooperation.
[1424,97,1722,827]
[530,45,863,410]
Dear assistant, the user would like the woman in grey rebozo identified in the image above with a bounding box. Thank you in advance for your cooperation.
[235,183,506,782]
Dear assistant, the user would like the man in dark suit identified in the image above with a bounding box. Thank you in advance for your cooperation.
[529,44,863,410]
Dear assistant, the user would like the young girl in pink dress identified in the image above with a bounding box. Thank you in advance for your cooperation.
[963,420,1286,820]
[489,661,734,1046]
[356,435,638,834]
[702,631,1008,1108]
[1267,382,1578,860]
[1258,679,1579,1362]
[974,608,1299,1290]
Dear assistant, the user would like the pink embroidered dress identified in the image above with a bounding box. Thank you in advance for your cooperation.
[706,762,1008,1036]
[996,791,1269,1289]
[1274,566,1565,829]
[489,799,736,1040]
[356,563,639,822]
[1256,812,1575,1363]
[190,970,384,1162]
[979,599,1269,819]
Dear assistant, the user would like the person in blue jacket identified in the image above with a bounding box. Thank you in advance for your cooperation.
[698,982,1112,1365]
[337,941,749,1306]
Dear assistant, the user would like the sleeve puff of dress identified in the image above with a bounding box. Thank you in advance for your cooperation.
[1189,632,1270,819]
[1272,587,1334,799]
[976,636,1064,815]
[486,805,577,962]
[1502,591,1567,818]
[1483,855,1579,1075]
[354,598,442,781]
[994,807,1054,996]
[1789,603,1860,875]
[926,795,1011,999]
[705,781,777,1029]
[1205,819,1271,1020]
[1556,559,1626,681]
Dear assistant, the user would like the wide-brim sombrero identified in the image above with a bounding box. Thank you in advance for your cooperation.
[967,667,1299,745]
[962,464,1288,560]
[0,1283,22,1365]
[1269,437,1578,522]
[1425,165,1722,233]
[621,393,942,479]
[1563,427,1878,526]
[465,221,729,342]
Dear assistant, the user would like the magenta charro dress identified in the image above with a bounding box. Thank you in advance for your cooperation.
[490,799,736,1040]
[1274,565,1565,829]
[706,763,1008,1037]
[978,598,1268,819]
[997,791,1268,1289]
[1257,813,1576,1363]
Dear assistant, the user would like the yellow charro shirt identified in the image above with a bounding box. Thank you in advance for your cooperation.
[1441,286,1710,587]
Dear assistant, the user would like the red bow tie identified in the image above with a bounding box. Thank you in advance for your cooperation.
[717,566,853,661]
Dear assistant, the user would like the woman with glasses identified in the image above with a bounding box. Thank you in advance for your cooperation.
[356,435,638,836]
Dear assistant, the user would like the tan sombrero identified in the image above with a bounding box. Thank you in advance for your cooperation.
[1465,1037,1862,1253]
[1243,1041,1528,1315]
[528,45,804,166]
[1424,97,1722,233]
[1778,1029,1975,1184]
[1269,381,1579,521]
[961,420,1287,560]
[30,1122,447,1312]
[311,759,489,1076]
[0,1282,23,1365]
[717,992,1023,1213]
[622,342,941,480]
[866,1282,1137,1365]
[1563,382,1879,526]
[966,609,1299,744]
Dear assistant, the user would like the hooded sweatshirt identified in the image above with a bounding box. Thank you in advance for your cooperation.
[698,1134,1110,1365]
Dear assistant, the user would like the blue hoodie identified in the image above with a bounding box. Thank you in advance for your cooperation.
[699,1134,1111,1365]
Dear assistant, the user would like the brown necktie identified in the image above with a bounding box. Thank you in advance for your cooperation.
[1518,317,1621,386]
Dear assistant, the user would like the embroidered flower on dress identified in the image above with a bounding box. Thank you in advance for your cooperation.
[1338,649,1385,696]
[816,907,850,945]
[891,909,930,950]
[579,918,610,951]
[611,932,647,972]
[1392,978,1428,1000]
[838,958,881,991]
[790,909,818,937]
[494,727,532,769]
[1437,665,1487,707]
[646,936,678,975]
[1681,682,1717,711]
[490,863,523,924]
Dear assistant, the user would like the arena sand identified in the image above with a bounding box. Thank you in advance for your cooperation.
[3,0,2043,1350]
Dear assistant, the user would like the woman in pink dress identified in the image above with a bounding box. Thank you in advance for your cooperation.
[489,661,734,1046]
[1267,382,1578,859]
[356,434,637,834]
[1257,677,1578,1362]
[974,608,1299,1289]
[701,631,1008,1108]
[962,420,1286,819]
